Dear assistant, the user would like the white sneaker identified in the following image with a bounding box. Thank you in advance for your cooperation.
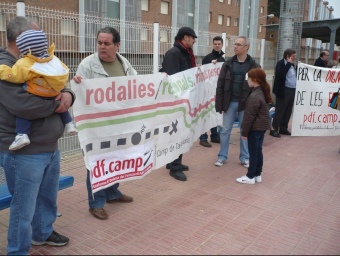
[255,176,262,183]
[241,160,249,168]
[236,175,255,184]
[65,122,78,136]
[9,134,30,151]
[214,159,225,167]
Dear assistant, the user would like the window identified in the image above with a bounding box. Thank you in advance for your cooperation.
[160,30,168,42]
[107,0,119,19]
[234,18,238,26]
[141,0,149,11]
[270,33,274,38]
[260,6,264,14]
[208,12,212,23]
[219,0,224,2]
[141,29,148,41]
[226,16,231,26]
[235,0,240,6]
[259,25,262,33]
[0,13,5,32]
[218,14,224,25]
[188,12,194,28]
[61,19,75,36]
[227,0,231,5]
[161,1,169,14]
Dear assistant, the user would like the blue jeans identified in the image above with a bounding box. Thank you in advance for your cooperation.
[1,151,60,255]
[218,101,249,163]
[199,127,219,141]
[246,130,265,179]
[86,170,122,209]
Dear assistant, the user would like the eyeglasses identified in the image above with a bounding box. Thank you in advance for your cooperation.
[233,43,246,47]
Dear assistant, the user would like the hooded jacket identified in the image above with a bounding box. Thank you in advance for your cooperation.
[0,44,69,97]
[241,86,271,137]
[0,47,75,154]
[215,54,260,113]
[202,49,225,65]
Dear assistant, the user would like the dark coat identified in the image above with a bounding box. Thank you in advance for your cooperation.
[215,54,260,113]
[272,58,295,99]
[314,57,326,67]
[202,49,225,65]
[160,41,193,75]
[241,86,271,137]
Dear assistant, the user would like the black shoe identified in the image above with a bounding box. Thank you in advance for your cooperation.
[270,130,281,138]
[199,140,212,147]
[279,129,291,135]
[166,164,189,171]
[210,138,220,143]
[169,170,187,181]
[31,230,69,246]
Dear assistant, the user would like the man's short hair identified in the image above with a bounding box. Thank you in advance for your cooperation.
[97,27,120,44]
[283,48,296,59]
[7,16,33,43]
[213,36,223,44]
[237,36,250,46]
[320,51,329,58]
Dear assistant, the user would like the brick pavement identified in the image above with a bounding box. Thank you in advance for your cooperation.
[0,129,339,255]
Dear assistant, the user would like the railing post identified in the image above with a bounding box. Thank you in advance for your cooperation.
[260,38,265,68]
[153,22,159,74]
[222,32,226,58]
[17,0,25,16]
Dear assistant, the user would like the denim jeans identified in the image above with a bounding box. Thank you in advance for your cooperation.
[246,130,265,179]
[1,151,60,255]
[199,127,219,141]
[86,170,122,209]
[218,101,249,163]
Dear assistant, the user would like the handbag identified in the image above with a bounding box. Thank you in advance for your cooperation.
[329,88,340,109]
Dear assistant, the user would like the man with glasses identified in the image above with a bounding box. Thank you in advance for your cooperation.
[161,26,197,181]
[199,36,225,148]
[215,36,260,168]
[314,50,329,67]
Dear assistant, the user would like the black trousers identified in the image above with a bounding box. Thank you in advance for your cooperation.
[272,87,295,131]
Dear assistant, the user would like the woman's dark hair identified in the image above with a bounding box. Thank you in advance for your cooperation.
[247,68,273,104]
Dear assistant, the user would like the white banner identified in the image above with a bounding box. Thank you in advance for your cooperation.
[72,63,223,193]
[292,63,340,136]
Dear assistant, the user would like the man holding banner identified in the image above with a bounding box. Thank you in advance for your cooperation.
[160,26,198,182]
[73,27,135,220]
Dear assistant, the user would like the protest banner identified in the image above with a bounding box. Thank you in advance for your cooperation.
[292,63,340,136]
[72,63,223,193]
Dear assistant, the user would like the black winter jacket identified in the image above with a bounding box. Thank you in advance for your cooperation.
[202,50,225,65]
[215,54,260,113]
[272,58,295,99]
[160,41,193,75]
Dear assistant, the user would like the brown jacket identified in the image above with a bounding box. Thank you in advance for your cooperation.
[241,86,271,137]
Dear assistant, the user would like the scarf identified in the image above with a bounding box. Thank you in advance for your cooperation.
[177,39,196,68]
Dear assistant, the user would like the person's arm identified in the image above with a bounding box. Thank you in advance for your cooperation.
[0,62,29,84]
[0,79,60,120]
[275,60,292,80]
[215,62,227,114]
[161,51,180,76]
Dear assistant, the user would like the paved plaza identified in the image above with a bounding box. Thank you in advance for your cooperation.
[0,128,339,255]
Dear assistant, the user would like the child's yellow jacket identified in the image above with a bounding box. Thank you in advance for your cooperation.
[0,44,69,97]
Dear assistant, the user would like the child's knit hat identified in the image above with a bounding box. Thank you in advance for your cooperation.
[16,29,49,58]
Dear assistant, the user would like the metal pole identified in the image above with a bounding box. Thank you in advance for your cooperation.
[153,22,159,74]
[260,38,265,68]
[17,0,25,16]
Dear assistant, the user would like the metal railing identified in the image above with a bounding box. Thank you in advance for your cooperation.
[0,2,277,156]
